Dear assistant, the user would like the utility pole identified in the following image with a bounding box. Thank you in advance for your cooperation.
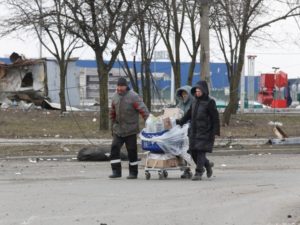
[200,0,211,89]
[39,0,43,58]
[170,29,176,105]
[240,60,246,113]
[247,55,256,110]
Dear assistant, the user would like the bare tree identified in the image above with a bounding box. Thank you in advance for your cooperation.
[150,0,210,93]
[119,3,161,111]
[137,10,161,110]
[150,0,186,93]
[119,45,139,93]
[0,0,82,113]
[65,0,152,130]
[212,0,300,126]
[181,0,202,85]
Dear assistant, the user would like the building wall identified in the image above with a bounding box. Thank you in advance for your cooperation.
[46,59,80,106]
[76,60,262,104]
[79,67,130,106]
[0,60,45,103]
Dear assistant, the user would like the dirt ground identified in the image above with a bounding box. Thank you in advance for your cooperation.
[1,108,299,139]
[0,108,300,157]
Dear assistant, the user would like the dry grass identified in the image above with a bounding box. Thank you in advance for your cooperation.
[0,108,300,139]
[0,109,300,157]
[0,109,107,139]
[223,113,300,138]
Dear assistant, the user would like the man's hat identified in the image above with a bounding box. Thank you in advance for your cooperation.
[117,77,128,86]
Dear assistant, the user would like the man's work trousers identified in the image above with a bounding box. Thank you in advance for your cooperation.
[110,134,138,176]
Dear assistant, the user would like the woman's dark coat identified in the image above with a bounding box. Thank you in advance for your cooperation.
[178,81,220,153]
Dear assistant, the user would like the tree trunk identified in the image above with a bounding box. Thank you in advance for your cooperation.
[144,60,152,111]
[170,61,181,104]
[120,48,139,93]
[167,32,182,98]
[200,0,211,89]
[222,78,239,126]
[59,60,67,113]
[222,40,246,126]
[95,51,109,130]
[174,39,181,90]
[140,64,146,104]
[133,56,139,93]
[187,55,197,85]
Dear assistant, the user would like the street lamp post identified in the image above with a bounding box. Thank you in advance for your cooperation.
[240,61,246,113]
[247,55,257,110]
[39,0,43,58]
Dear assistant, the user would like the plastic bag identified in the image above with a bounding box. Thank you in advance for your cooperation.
[140,124,189,156]
[145,114,165,133]
[145,114,156,133]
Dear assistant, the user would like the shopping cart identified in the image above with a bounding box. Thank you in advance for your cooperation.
[141,130,192,180]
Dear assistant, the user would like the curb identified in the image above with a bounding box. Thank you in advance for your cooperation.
[1,145,300,161]
[215,138,269,146]
[0,138,270,147]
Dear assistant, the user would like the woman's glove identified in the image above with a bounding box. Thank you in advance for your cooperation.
[208,132,216,141]
[176,119,184,127]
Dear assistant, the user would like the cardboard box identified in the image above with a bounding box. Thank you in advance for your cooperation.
[146,157,183,168]
[162,108,183,119]
[163,117,172,130]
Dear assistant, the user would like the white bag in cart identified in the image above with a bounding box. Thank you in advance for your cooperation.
[140,124,194,166]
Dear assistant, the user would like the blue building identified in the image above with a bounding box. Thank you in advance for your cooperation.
[76,59,230,88]
[76,59,260,104]
[0,56,261,106]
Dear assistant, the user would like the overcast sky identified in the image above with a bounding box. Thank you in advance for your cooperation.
[1,3,300,78]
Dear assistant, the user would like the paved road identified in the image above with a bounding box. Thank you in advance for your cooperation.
[1,154,300,225]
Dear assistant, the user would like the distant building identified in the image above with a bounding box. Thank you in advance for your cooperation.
[0,56,268,108]
[0,57,80,107]
[76,59,261,105]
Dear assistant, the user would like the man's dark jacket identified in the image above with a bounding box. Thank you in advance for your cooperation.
[110,88,149,137]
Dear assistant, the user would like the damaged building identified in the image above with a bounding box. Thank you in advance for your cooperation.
[0,54,80,108]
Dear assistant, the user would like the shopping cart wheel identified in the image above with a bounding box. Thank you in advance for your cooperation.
[145,171,151,180]
[158,171,164,180]
[163,170,168,178]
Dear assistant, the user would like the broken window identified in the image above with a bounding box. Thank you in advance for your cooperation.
[21,72,33,87]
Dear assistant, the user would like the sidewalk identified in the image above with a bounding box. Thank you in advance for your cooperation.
[0,137,269,146]
[1,137,300,160]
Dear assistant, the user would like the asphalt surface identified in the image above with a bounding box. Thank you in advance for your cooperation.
[1,153,300,225]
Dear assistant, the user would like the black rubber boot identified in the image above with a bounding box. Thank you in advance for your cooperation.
[109,170,121,178]
[192,167,204,181]
[180,168,192,179]
[127,164,138,179]
[126,174,138,179]
[192,172,203,181]
[205,162,214,178]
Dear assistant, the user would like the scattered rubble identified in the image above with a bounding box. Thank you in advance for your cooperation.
[0,52,80,110]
